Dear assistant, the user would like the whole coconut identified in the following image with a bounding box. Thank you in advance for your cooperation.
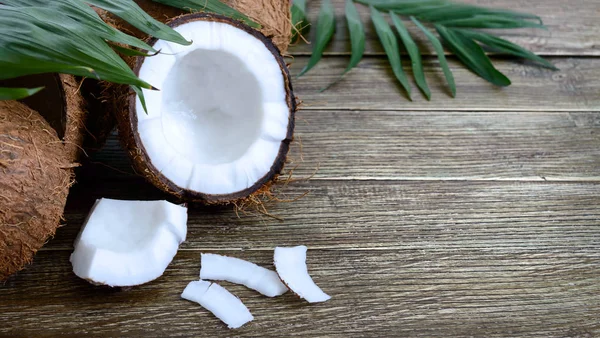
[0,74,91,161]
[0,100,73,280]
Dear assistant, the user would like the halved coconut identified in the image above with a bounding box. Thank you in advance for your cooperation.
[274,246,331,303]
[118,13,295,203]
[200,253,288,297]
[0,101,73,281]
[182,280,254,329]
[70,198,188,286]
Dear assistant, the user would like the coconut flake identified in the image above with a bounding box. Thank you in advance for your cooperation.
[200,253,288,297]
[182,280,254,329]
[70,198,187,287]
[274,246,331,303]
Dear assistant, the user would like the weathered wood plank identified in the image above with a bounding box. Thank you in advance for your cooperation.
[290,56,600,111]
[2,248,599,337]
[34,180,600,251]
[290,0,600,56]
[86,111,600,181]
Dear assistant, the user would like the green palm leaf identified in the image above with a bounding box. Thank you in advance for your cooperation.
[298,0,336,77]
[0,6,150,88]
[411,16,455,97]
[356,0,447,11]
[370,6,412,99]
[299,0,552,98]
[322,0,365,90]
[2,0,156,51]
[391,12,430,100]
[437,15,545,29]
[455,29,557,70]
[85,0,191,45]
[414,3,542,23]
[0,87,44,100]
[436,24,511,87]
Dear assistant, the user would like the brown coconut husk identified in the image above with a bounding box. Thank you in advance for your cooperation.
[0,74,94,162]
[0,101,74,281]
[115,13,296,205]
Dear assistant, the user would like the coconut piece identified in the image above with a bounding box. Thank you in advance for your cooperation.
[116,13,295,204]
[274,246,331,303]
[200,253,288,297]
[182,280,254,329]
[0,101,73,280]
[70,198,187,287]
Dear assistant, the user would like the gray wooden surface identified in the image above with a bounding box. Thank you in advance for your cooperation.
[1,1,599,337]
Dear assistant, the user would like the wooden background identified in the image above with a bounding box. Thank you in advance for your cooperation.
[1,0,599,336]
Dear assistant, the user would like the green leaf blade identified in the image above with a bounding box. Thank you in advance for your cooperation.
[110,44,156,57]
[321,0,365,91]
[456,29,557,70]
[85,0,192,45]
[2,0,156,51]
[436,24,511,87]
[291,0,309,42]
[411,17,455,97]
[437,15,546,29]
[415,4,542,25]
[0,6,153,90]
[0,86,44,100]
[370,6,412,100]
[298,0,336,77]
[391,12,430,100]
[356,0,448,12]
[344,0,366,74]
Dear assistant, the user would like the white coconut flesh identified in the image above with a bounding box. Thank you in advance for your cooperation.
[182,280,254,329]
[70,198,188,287]
[274,246,331,303]
[136,20,290,196]
[200,253,288,297]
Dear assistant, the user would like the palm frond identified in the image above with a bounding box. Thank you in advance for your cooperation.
[294,0,557,99]
[0,86,44,100]
[0,0,253,108]
[298,0,336,77]
[2,0,155,51]
[0,6,151,88]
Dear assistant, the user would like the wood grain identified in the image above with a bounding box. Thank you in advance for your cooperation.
[1,1,599,336]
[289,0,600,56]
[2,248,598,337]
[85,110,600,181]
[33,180,600,251]
[290,56,600,111]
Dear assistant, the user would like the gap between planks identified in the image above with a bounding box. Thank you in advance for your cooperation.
[296,107,600,113]
[37,246,600,252]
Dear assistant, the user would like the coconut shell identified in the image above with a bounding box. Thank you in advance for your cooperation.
[0,101,73,281]
[116,13,296,204]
